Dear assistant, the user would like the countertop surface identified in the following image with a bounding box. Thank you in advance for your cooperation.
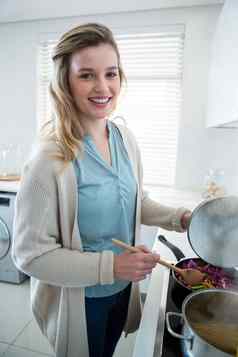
[132,228,197,357]
[0,180,19,192]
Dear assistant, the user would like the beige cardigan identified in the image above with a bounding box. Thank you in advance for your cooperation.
[12,124,187,357]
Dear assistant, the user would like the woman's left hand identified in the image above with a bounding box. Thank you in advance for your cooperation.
[180,211,192,230]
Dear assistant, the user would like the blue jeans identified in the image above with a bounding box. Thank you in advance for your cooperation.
[85,284,131,357]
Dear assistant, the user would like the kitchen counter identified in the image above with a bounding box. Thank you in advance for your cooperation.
[132,228,197,357]
[0,180,19,192]
[132,236,173,357]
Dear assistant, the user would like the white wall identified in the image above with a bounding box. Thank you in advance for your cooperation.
[0,0,224,23]
[174,4,238,193]
[1,4,237,193]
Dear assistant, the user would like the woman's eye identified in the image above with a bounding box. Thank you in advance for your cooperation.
[79,73,94,80]
[106,72,118,79]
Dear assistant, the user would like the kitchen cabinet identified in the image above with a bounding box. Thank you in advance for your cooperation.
[207,0,238,128]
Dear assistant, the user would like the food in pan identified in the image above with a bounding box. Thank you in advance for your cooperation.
[175,259,233,290]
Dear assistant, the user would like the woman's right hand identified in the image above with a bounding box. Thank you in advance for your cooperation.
[113,245,160,282]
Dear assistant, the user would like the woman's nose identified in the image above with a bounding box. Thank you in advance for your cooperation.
[94,77,108,92]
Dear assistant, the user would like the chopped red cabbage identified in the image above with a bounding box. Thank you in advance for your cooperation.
[175,259,233,290]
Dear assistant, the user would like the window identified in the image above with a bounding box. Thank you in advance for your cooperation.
[37,27,184,188]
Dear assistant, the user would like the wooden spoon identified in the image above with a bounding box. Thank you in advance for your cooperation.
[112,238,206,286]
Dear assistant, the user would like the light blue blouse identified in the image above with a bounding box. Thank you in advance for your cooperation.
[73,121,137,297]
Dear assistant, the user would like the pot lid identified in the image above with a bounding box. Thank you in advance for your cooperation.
[187,196,238,268]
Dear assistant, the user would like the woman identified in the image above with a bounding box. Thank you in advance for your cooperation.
[12,23,191,357]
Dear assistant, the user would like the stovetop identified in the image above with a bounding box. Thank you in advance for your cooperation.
[161,273,183,357]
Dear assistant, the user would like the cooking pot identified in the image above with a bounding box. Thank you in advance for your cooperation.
[166,289,238,356]
[158,235,238,309]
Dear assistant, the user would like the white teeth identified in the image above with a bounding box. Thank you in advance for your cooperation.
[89,97,110,104]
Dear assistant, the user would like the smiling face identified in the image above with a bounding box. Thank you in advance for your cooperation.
[68,43,121,125]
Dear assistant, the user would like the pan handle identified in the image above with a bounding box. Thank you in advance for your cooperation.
[166,312,192,342]
[157,235,185,261]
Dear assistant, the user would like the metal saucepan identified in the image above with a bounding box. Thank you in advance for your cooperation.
[158,235,238,309]
[166,289,238,356]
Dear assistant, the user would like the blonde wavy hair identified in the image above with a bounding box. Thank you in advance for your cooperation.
[40,23,126,162]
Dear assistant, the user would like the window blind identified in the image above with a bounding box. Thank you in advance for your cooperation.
[37,40,55,126]
[37,29,184,187]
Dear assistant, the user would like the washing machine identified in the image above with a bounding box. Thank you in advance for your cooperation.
[0,190,28,283]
